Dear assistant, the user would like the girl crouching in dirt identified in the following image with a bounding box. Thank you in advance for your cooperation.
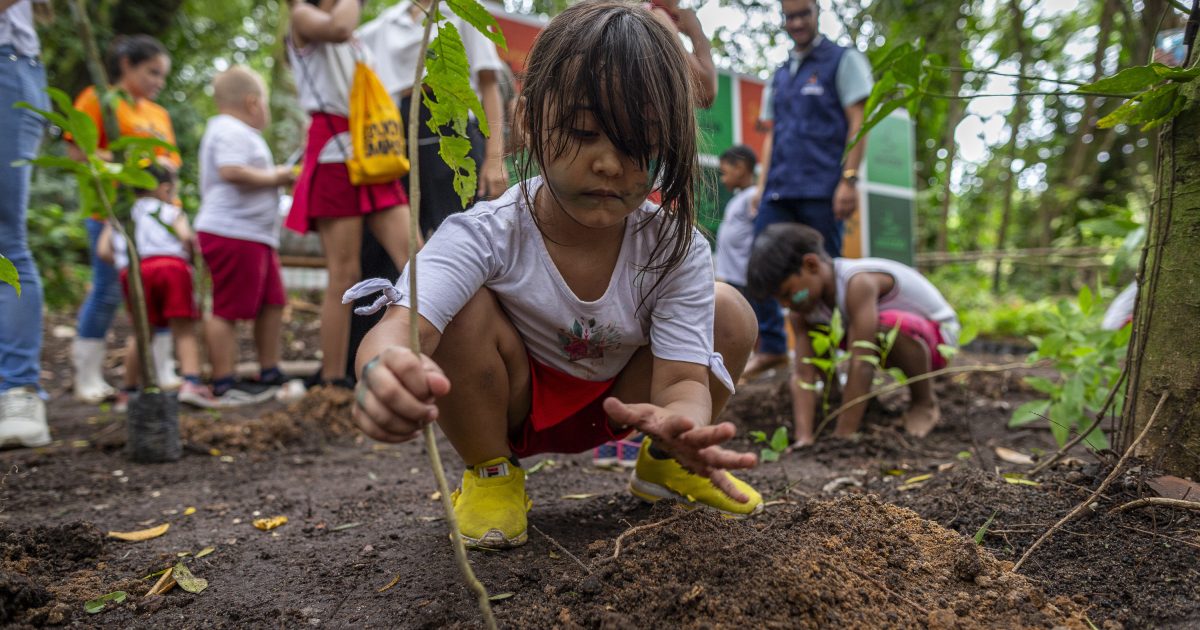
[346,0,764,550]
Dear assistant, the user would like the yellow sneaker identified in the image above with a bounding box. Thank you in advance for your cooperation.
[629,438,763,518]
[450,456,532,549]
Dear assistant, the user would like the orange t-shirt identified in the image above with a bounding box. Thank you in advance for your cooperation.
[72,86,182,167]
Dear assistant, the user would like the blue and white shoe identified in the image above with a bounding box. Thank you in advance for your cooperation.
[592,441,619,467]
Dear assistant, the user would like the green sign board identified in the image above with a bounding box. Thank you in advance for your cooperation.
[866,192,914,266]
[696,74,735,158]
[865,114,914,189]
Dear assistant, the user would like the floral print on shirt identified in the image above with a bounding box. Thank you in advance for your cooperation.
[557,317,622,362]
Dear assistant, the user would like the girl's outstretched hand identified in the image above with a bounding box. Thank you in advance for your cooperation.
[602,398,758,503]
[354,346,451,443]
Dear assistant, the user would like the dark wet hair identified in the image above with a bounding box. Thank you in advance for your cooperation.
[746,223,829,300]
[107,35,168,82]
[719,144,757,170]
[134,163,175,196]
[513,0,698,293]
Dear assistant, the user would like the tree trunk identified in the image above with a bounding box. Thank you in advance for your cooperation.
[992,0,1028,292]
[1119,60,1200,478]
[936,68,964,255]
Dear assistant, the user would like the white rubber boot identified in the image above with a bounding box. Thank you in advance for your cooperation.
[152,332,182,390]
[72,337,116,403]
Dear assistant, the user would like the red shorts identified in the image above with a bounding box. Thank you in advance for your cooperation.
[878,309,948,370]
[508,356,632,458]
[198,232,287,321]
[284,113,409,234]
[119,256,198,328]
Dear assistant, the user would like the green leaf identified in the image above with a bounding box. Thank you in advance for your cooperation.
[1009,399,1050,427]
[851,340,881,352]
[886,367,908,385]
[110,166,158,190]
[1077,285,1094,315]
[425,21,486,135]
[936,344,958,361]
[1078,64,1164,96]
[1082,425,1109,451]
[0,255,19,296]
[84,591,127,614]
[445,0,507,49]
[956,450,972,460]
[804,357,832,372]
[749,430,767,443]
[13,100,70,132]
[109,135,178,155]
[173,562,208,594]
[811,335,831,357]
[829,310,844,348]
[769,426,789,452]
[973,510,998,545]
[1023,376,1058,396]
[439,135,478,208]
[22,155,90,175]
[760,449,779,463]
[1048,403,1071,446]
[488,592,515,601]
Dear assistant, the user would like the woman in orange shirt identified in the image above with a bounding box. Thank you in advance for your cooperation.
[69,35,180,403]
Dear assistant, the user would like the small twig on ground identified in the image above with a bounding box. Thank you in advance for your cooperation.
[814,362,1032,438]
[1108,497,1200,516]
[530,524,592,575]
[1013,391,1169,573]
[599,510,692,565]
[1116,523,1200,551]
[146,567,176,597]
[1030,364,1128,477]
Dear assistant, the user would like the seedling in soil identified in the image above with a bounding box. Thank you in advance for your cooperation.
[800,311,903,419]
[974,511,998,545]
[749,427,790,463]
[84,590,127,614]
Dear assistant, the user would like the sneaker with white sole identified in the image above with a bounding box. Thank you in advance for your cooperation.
[629,438,763,518]
[0,387,51,448]
[211,381,277,408]
[178,382,218,409]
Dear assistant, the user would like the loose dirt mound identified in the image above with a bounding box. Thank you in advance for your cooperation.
[180,385,358,452]
[0,521,126,626]
[872,465,1200,628]
[508,495,1087,629]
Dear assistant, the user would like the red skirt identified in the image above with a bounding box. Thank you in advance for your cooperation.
[285,112,408,234]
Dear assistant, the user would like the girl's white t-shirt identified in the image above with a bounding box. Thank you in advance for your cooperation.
[392,178,720,383]
[806,257,961,347]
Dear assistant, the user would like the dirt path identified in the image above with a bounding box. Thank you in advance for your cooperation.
[2,323,1197,628]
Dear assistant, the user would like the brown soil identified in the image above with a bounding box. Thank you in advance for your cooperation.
[1,317,1197,628]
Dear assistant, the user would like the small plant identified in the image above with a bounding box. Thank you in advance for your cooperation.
[1009,285,1129,449]
[0,255,18,295]
[800,310,905,416]
[749,426,789,463]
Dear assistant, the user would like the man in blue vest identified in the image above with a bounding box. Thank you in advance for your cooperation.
[742,0,874,378]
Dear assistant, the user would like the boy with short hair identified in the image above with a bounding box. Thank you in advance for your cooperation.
[97,166,213,407]
[195,65,296,406]
[747,223,960,447]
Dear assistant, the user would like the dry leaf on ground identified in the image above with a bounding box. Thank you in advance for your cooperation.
[253,515,288,531]
[995,447,1035,465]
[107,522,170,541]
[173,562,208,594]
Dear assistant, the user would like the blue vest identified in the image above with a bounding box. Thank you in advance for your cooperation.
[764,38,848,201]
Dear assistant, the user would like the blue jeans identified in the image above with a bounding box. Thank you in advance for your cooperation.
[748,197,844,356]
[77,217,123,339]
[0,48,48,393]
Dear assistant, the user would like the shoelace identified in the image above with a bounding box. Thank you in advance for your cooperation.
[1,390,38,420]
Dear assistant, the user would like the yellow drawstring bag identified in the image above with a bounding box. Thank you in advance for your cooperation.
[347,61,409,185]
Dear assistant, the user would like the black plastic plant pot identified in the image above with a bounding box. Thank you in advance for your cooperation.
[126,389,181,463]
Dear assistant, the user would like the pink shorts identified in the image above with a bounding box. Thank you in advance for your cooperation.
[119,256,198,328]
[878,310,948,370]
[508,355,632,458]
[285,113,408,234]
[198,232,287,321]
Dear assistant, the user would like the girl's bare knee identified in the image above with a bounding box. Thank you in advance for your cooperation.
[714,282,756,357]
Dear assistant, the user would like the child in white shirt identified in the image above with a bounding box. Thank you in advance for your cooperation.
[347,0,763,551]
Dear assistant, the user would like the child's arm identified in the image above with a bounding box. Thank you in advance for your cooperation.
[353,305,451,443]
[603,359,757,503]
[171,211,196,259]
[788,314,820,446]
[290,0,360,44]
[218,164,295,189]
[836,274,886,436]
[96,221,116,265]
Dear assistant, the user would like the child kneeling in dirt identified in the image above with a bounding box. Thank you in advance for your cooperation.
[746,223,960,447]
[347,0,763,550]
[98,166,213,407]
